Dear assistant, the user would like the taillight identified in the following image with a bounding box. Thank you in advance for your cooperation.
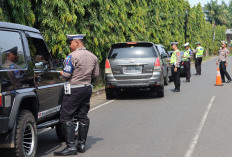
[105,59,112,74]
[127,42,137,45]
[154,57,161,71]
[0,93,2,107]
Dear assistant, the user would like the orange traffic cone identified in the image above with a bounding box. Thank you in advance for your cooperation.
[215,67,223,86]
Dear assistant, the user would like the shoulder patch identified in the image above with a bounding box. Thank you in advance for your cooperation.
[63,55,73,74]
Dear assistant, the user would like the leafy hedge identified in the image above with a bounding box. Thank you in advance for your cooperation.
[0,0,227,65]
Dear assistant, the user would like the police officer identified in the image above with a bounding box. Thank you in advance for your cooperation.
[183,42,192,82]
[170,42,181,92]
[54,34,99,156]
[193,42,204,75]
[216,41,231,83]
[2,46,31,89]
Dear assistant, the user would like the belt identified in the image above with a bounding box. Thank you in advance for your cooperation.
[70,84,91,88]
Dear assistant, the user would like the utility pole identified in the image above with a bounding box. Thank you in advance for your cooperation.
[184,9,188,43]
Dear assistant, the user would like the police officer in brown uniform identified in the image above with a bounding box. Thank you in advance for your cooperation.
[54,34,99,156]
[2,46,32,89]
[216,41,231,83]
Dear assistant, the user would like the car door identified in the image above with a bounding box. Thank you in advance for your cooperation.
[161,46,172,78]
[155,45,168,78]
[25,32,64,121]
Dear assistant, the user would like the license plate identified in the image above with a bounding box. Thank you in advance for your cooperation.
[123,65,142,74]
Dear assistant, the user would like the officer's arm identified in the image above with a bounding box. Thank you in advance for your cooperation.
[176,51,180,67]
[62,56,74,78]
[92,59,99,79]
[216,51,220,64]
[225,51,228,63]
[192,48,197,53]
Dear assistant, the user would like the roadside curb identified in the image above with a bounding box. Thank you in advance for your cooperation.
[92,88,105,97]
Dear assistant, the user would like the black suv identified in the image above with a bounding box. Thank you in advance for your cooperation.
[0,22,74,157]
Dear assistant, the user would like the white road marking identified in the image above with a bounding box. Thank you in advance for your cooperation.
[38,99,115,135]
[89,100,115,112]
[184,96,215,157]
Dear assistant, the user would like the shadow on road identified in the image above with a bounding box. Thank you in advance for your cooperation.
[85,136,104,151]
[36,129,103,156]
[115,89,161,100]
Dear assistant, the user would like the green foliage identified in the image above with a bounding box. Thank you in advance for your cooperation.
[0,8,3,21]
[0,0,229,64]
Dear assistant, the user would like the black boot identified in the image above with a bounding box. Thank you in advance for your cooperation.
[77,121,89,153]
[54,121,77,156]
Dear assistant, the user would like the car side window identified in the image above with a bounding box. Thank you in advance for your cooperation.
[0,30,26,69]
[27,37,51,69]
[161,47,168,57]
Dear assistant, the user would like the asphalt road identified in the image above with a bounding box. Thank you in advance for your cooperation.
[4,56,232,157]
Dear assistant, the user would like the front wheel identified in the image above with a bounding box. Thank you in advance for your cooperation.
[14,110,37,157]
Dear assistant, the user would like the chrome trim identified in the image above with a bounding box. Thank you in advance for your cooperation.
[117,63,148,66]
[37,83,64,90]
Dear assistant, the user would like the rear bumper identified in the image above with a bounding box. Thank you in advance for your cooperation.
[105,72,164,88]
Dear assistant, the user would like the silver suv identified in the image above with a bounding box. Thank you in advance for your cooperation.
[104,42,164,99]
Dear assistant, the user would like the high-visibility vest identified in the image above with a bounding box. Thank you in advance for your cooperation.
[170,49,180,65]
[196,46,204,58]
[183,49,191,61]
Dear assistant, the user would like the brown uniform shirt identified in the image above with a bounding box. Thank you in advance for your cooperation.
[63,47,99,85]
[218,48,229,63]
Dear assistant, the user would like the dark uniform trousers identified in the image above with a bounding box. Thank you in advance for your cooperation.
[219,61,232,82]
[184,61,191,81]
[195,57,202,75]
[60,86,92,124]
[171,65,180,90]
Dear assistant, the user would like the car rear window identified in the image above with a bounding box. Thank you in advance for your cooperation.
[108,44,157,59]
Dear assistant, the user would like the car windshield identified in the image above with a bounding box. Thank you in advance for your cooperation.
[108,46,157,59]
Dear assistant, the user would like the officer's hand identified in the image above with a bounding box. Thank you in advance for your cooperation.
[59,71,63,76]
[174,67,177,72]
[225,63,228,67]
[216,62,218,66]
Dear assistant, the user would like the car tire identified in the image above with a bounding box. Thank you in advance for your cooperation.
[105,89,115,100]
[157,85,164,98]
[164,76,169,85]
[14,110,37,157]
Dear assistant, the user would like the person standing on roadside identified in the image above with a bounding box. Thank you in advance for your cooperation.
[169,42,181,92]
[54,34,99,156]
[192,42,204,75]
[182,42,192,82]
[216,41,231,83]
